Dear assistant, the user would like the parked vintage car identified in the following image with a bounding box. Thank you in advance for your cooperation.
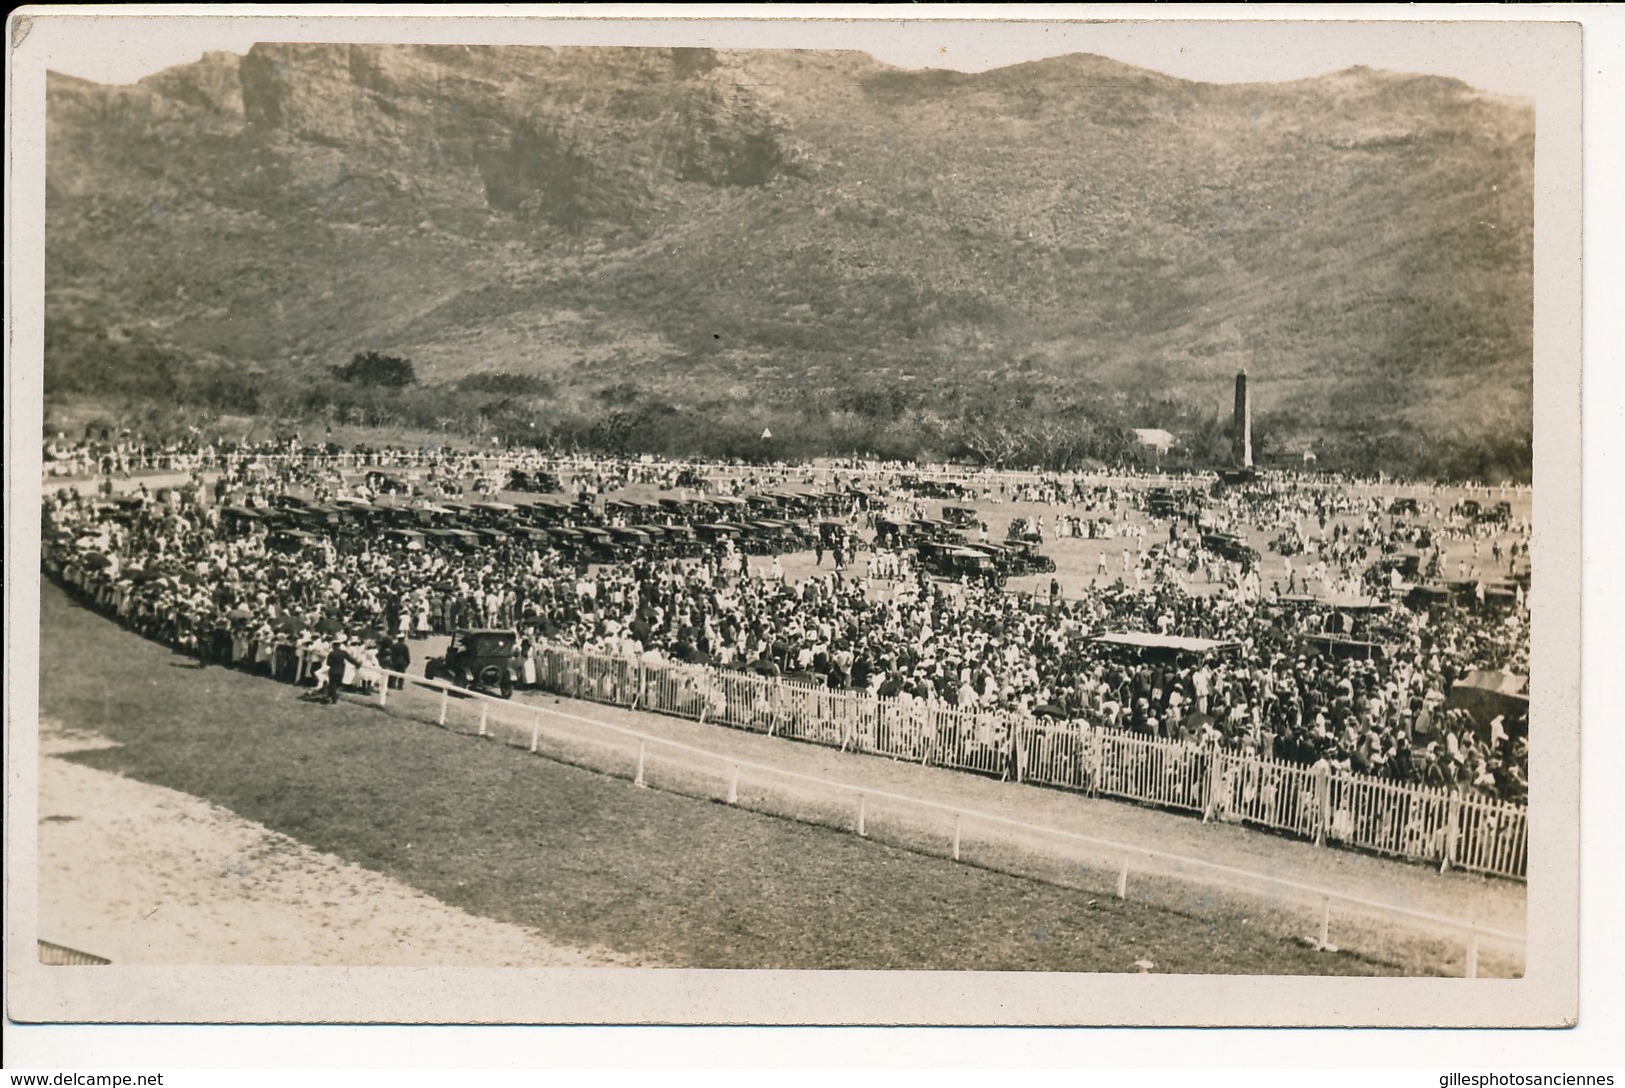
[1200,531,1261,567]
[897,475,971,499]
[506,469,562,493]
[695,522,743,549]
[425,628,521,698]
[365,471,414,496]
[1005,516,1043,544]
[1003,537,1057,574]
[673,467,710,490]
[1146,488,1181,517]
[873,514,914,548]
[917,541,1007,587]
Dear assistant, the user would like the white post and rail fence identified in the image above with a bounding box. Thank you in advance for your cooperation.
[389,645,1528,881]
[364,663,1525,978]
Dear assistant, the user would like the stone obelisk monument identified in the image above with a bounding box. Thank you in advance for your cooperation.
[1233,370,1253,469]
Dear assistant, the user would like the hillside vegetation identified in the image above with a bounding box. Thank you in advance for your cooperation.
[45,45,1533,478]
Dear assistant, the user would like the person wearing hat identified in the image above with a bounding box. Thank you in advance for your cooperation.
[378,634,406,690]
[325,636,356,705]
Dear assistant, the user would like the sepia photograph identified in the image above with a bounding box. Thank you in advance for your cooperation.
[5,9,1587,1033]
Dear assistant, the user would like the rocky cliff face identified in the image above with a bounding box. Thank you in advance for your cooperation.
[226,44,808,227]
[44,43,1534,472]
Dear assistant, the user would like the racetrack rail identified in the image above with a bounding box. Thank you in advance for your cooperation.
[369,668,1524,978]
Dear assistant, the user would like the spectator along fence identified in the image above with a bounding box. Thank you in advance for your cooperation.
[49,552,1528,883]
[362,662,1524,978]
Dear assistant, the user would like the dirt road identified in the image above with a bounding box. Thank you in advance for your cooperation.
[37,727,641,967]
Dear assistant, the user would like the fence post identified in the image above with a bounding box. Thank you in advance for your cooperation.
[952,813,962,861]
[1090,726,1104,797]
[1318,896,1332,951]
[727,765,739,805]
[856,794,867,837]
[1203,747,1222,823]
[1314,766,1331,848]
[438,685,449,726]
[1464,924,1480,979]
[1442,791,1462,873]
[478,700,489,737]
[634,741,647,789]
[1011,719,1025,783]
[530,713,541,753]
[378,677,388,708]
[1116,856,1129,899]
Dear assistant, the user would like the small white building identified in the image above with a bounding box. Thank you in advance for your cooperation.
[1131,428,1177,455]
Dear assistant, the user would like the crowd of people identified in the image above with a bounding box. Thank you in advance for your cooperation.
[43,427,1533,500]
[40,441,1532,805]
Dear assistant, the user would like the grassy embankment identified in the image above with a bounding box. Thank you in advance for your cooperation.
[39,582,1408,974]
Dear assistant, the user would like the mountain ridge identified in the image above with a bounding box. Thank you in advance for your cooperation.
[44,44,1533,477]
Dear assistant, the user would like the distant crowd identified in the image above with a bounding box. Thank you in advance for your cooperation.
[41,428,1532,498]
[41,440,1531,803]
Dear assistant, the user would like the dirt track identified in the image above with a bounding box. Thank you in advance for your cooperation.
[37,728,641,967]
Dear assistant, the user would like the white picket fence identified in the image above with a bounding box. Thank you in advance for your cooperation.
[508,647,1529,881]
[359,666,1525,977]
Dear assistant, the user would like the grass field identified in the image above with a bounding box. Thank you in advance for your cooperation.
[37,583,1416,974]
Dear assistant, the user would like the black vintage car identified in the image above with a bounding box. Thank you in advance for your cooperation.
[365,471,414,496]
[1146,488,1181,517]
[1003,537,1057,574]
[874,514,914,549]
[918,541,1007,587]
[898,475,971,499]
[268,528,325,554]
[507,469,562,493]
[1200,531,1261,567]
[426,628,521,698]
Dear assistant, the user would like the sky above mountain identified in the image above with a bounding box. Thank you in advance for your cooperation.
[32,11,1546,99]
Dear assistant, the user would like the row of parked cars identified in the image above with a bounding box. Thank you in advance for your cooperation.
[868,509,1059,587]
[219,486,870,566]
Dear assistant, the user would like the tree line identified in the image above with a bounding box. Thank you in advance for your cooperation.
[42,337,1531,482]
